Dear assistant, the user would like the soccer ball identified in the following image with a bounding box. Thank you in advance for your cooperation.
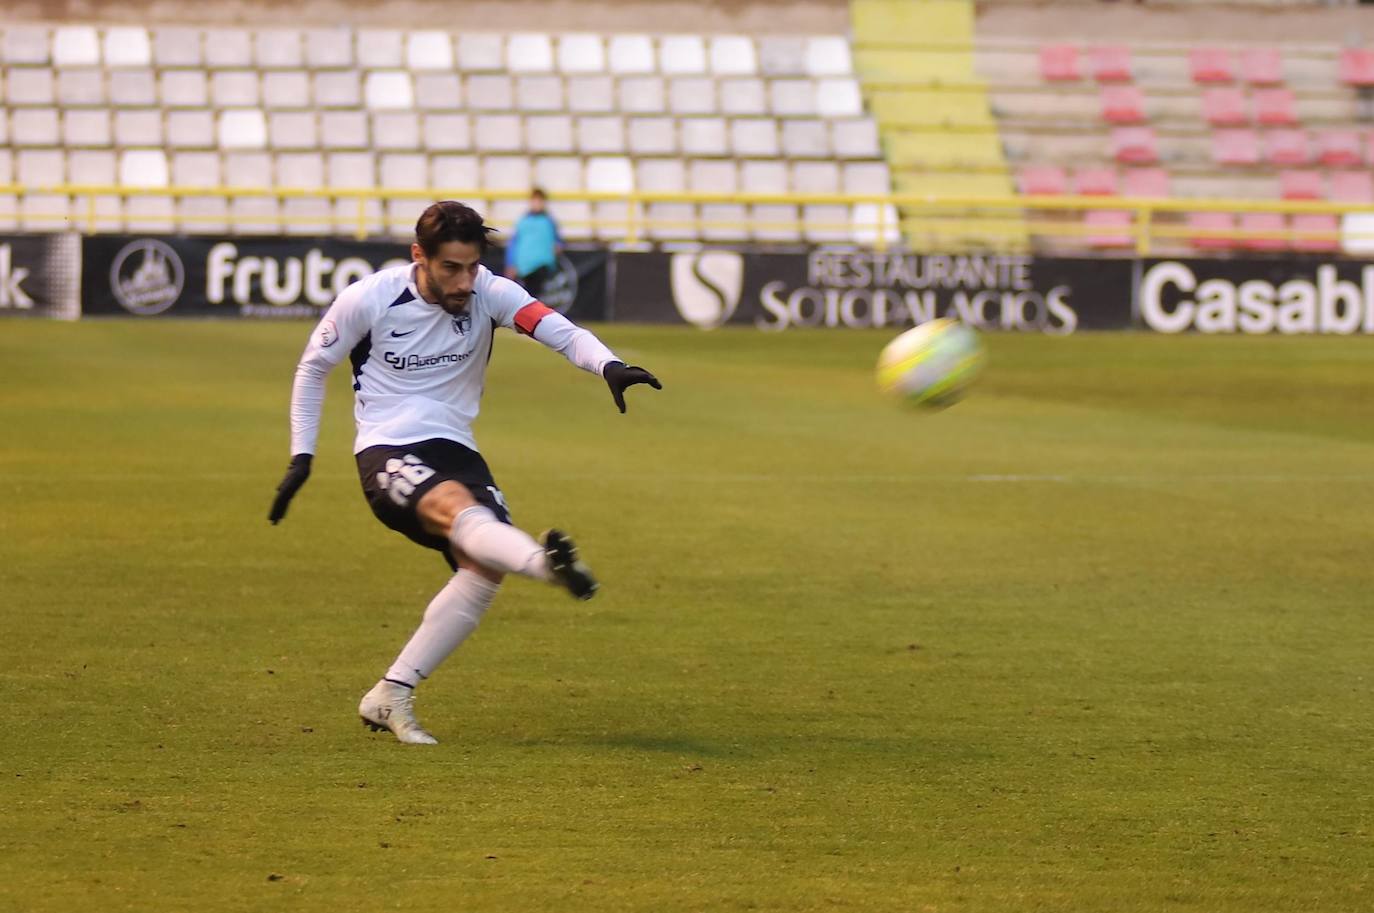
[875,318,986,408]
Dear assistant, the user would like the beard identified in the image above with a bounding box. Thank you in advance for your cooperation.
[421,264,471,315]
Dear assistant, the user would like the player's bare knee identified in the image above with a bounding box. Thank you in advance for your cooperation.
[417,480,477,537]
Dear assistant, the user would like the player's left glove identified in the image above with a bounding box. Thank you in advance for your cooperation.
[602,361,662,414]
[268,454,313,525]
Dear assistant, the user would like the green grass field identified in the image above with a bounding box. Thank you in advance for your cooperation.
[2,321,1372,912]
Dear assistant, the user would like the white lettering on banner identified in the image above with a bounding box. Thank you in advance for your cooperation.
[207,241,408,307]
[0,245,34,309]
[756,281,1077,333]
[1139,261,1374,334]
[807,251,1033,290]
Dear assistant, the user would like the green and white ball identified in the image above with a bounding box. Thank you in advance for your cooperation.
[876,318,986,407]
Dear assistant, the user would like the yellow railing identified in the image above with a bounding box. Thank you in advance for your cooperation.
[3,184,1372,255]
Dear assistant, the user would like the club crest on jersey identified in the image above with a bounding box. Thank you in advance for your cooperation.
[451,314,471,336]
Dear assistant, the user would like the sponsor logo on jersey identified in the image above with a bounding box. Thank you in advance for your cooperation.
[110,239,185,316]
[390,328,416,338]
[670,251,744,329]
[383,349,474,370]
[451,314,471,336]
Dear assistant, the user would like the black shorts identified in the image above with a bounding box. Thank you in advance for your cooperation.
[356,438,513,564]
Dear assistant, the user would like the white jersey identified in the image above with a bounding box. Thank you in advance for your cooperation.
[289,262,619,455]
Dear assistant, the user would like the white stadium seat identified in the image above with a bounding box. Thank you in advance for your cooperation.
[566,75,614,113]
[372,112,422,150]
[710,36,757,76]
[262,72,311,109]
[781,119,831,158]
[304,27,354,68]
[211,71,260,108]
[805,37,853,76]
[431,154,478,189]
[628,117,677,155]
[701,201,748,241]
[525,115,575,154]
[608,35,654,75]
[153,28,201,67]
[740,158,787,193]
[534,156,584,192]
[637,157,686,192]
[229,196,279,234]
[577,115,625,154]
[472,114,523,153]
[852,203,900,246]
[357,30,404,69]
[53,26,100,67]
[204,29,253,68]
[276,152,324,187]
[64,110,111,147]
[842,161,891,194]
[830,118,880,158]
[669,78,717,115]
[173,151,221,186]
[269,112,318,149]
[414,74,463,110]
[282,198,334,235]
[508,34,555,73]
[407,31,454,71]
[516,75,565,112]
[11,109,60,146]
[660,36,706,75]
[161,71,209,108]
[58,69,105,106]
[0,149,10,183]
[679,118,728,157]
[5,26,51,65]
[166,111,215,148]
[816,78,863,118]
[647,200,695,240]
[18,149,64,184]
[484,154,532,191]
[731,119,780,157]
[770,79,818,117]
[313,71,362,108]
[456,33,504,72]
[558,34,605,73]
[365,71,414,109]
[224,151,272,187]
[689,159,737,192]
[68,151,120,231]
[126,195,177,231]
[380,152,427,188]
[219,109,268,149]
[466,75,514,110]
[619,76,665,114]
[256,30,303,68]
[7,69,55,106]
[179,196,229,233]
[587,155,633,190]
[109,70,157,106]
[104,27,152,68]
[759,37,808,77]
[0,113,6,148]
[423,114,472,151]
[320,111,369,149]
[804,203,850,242]
[791,160,840,193]
[720,78,767,116]
[327,151,375,186]
[120,149,169,186]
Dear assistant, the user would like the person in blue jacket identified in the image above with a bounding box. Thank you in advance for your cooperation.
[504,188,563,300]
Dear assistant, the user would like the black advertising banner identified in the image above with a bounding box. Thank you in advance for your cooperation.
[613,250,1134,334]
[1136,258,1374,334]
[0,233,80,319]
[81,235,608,321]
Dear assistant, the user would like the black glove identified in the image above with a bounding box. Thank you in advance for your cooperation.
[602,361,662,414]
[268,454,313,524]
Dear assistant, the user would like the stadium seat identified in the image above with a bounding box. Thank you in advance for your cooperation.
[842,160,890,194]
[7,69,55,105]
[1090,45,1132,82]
[120,148,169,186]
[5,26,51,65]
[64,110,111,147]
[471,114,520,152]
[17,149,64,185]
[68,149,116,185]
[105,27,152,68]
[1110,126,1158,164]
[1122,167,1169,197]
[711,36,758,76]
[637,157,686,192]
[456,33,504,72]
[792,160,840,193]
[785,119,833,158]
[669,78,717,115]
[680,118,729,156]
[619,76,666,114]
[739,158,786,194]
[720,77,768,116]
[380,151,428,189]
[805,36,851,77]
[771,79,818,117]
[365,72,414,110]
[423,113,472,151]
[304,27,353,68]
[566,75,614,113]
[153,27,201,67]
[1017,165,1067,195]
[220,110,268,149]
[281,197,334,235]
[262,72,311,109]
[1074,166,1118,196]
[110,70,157,106]
[114,109,162,147]
[586,155,634,239]
[1100,85,1145,124]
[1188,211,1235,250]
[515,75,565,112]
[535,156,584,192]
[816,78,863,117]
[356,29,403,69]
[162,71,209,108]
[11,110,60,146]
[1316,130,1364,167]
[628,117,677,155]
[758,36,807,77]
[321,111,368,149]
[172,151,220,185]
[1084,210,1132,248]
[1253,88,1296,126]
[204,29,253,69]
[269,111,318,150]
[731,118,780,157]
[1202,88,1247,126]
[406,31,454,71]
[1241,48,1284,85]
[1238,211,1286,251]
[1329,170,1374,203]
[607,35,655,75]
[1291,213,1339,252]
[804,203,850,243]
[58,69,105,106]
[254,29,303,68]
[314,71,362,108]
[211,71,260,108]
[659,36,707,75]
[1279,170,1323,199]
[577,115,626,154]
[166,111,215,148]
[277,152,324,187]
[1212,129,1261,165]
[1339,48,1374,86]
[414,74,463,110]
[53,26,100,67]
[329,150,377,194]
[689,158,737,193]
[525,115,574,154]
[465,75,514,111]
[1039,44,1080,82]
[558,34,606,73]
[1265,129,1309,165]
[1189,47,1234,83]
[508,34,555,73]
[429,154,476,189]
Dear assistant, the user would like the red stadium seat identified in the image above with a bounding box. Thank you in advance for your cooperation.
[1039,44,1081,82]
[1291,214,1339,253]
[1212,129,1260,165]
[1238,211,1286,251]
[1091,45,1132,82]
[1084,209,1133,248]
[1253,88,1296,126]
[1018,165,1067,195]
[1201,87,1247,126]
[1278,170,1323,200]
[1122,167,1170,197]
[1100,85,1145,123]
[1339,48,1374,86]
[1188,211,1236,250]
[1240,48,1284,85]
[1265,129,1310,166]
[1074,166,1119,196]
[1190,47,1234,83]
[1329,170,1374,203]
[1316,130,1365,167]
[1111,126,1158,163]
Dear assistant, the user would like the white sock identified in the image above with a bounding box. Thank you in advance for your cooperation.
[448,505,550,581]
[385,570,501,686]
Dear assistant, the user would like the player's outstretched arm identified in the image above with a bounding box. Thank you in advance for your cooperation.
[602,360,662,414]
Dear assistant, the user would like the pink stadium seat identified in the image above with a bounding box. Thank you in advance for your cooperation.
[1188,211,1236,251]
[1091,45,1132,82]
[1316,130,1365,167]
[1040,44,1081,82]
[1122,167,1170,197]
[1265,129,1310,166]
[1074,166,1119,196]
[1279,170,1323,200]
[1291,214,1339,253]
[1239,211,1286,251]
[1111,126,1158,163]
[1084,209,1133,248]
[1329,170,1374,203]
[1253,88,1296,126]
[1100,85,1146,124]
[1339,48,1374,86]
[1202,88,1247,126]
[1190,47,1234,83]
[1212,129,1261,165]
[1240,48,1284,85]
[1018,165,1067,195]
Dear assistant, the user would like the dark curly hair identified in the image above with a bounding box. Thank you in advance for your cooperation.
[415,201,497,256]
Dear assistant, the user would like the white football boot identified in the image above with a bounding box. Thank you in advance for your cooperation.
[358,679,438,745]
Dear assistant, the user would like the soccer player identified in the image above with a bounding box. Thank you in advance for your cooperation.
[268,201,661,745]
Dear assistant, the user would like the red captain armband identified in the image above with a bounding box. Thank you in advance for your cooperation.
[513,301,556,336]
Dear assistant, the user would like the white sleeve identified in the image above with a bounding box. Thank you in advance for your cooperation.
[530,311,620,376]
[288,282,374,455]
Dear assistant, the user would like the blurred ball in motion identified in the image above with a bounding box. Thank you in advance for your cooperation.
[875,318,986,408]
